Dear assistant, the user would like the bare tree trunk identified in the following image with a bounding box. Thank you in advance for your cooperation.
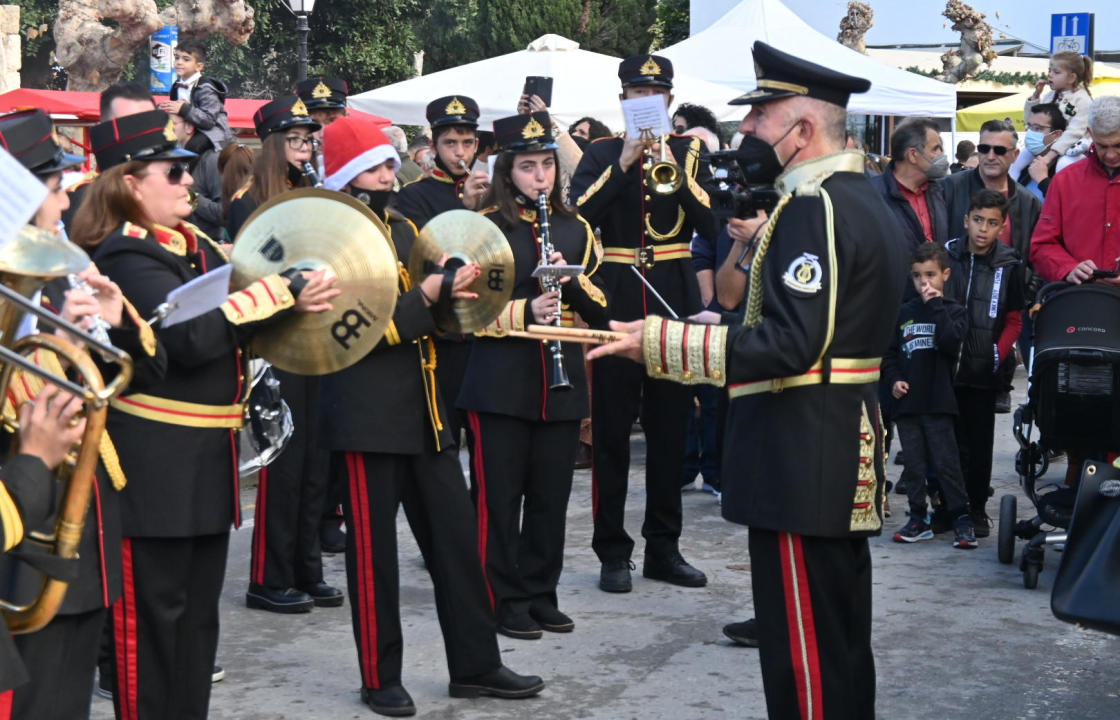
[55,0,254,92]
[837,2,873,55]
[937,0,995,84]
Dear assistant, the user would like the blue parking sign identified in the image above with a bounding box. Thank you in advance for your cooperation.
[1050,12,1093,55]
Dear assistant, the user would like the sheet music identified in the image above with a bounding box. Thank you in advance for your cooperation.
[160,265,234,327]
[621,95,672,140]
[0,148,49,248]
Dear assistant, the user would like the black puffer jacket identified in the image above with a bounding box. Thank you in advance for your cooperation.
[869,163,949,302]
[944,237,1024,388]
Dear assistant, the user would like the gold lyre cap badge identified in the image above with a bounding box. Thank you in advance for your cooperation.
[311,81,332,99]
[291,98,310,116]
[640,57,662,76]
[445,97,467,116]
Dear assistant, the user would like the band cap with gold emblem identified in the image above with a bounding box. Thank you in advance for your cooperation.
[618,54,674,89]
[493,112,557,154]
[89,109,196,170]
[425,95,480,130]
[230,188,399,375]
[408,209,514,334]
[295,76,349,111]
[252,95,322,141]
[0,109,86,176]
[730,41,871,107]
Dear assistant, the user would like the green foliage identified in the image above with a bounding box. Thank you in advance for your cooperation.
[577,0,658,57]
[651,0,688,50]
[906,65,1046,87]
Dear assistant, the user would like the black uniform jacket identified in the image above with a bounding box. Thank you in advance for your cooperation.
[718,152,907,538]
[0,455,54,693]
[457,206,609,422]
[93,222,293,537]
[319,213,453,455]
[0,278,167,615]
[570,134,717,321]
[391,166,467,230]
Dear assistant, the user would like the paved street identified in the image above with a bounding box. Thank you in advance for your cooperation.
[91,374,1120,719]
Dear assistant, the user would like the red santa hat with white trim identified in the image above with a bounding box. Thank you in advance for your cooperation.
[322,114,400,191]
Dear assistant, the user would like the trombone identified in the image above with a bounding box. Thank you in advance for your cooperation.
[0,225,134,634]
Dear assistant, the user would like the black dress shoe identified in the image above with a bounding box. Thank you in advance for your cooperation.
[497,609,542,640]
[361,685,416,717]
[298,582,345,607]
[573,442,592,470]
[448,665,545,699]
[723,618,759,647]
[643,553,707,587]
[321,521,347,554]
[599,559,633,593]
[529,603,574,633]
[245,585,314,613]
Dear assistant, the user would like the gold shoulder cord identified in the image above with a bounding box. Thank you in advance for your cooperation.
[744,192,795,327]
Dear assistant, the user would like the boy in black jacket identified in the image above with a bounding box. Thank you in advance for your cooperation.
[160,40,233,152]
[945,189,1023,535]
[884,243,976,548]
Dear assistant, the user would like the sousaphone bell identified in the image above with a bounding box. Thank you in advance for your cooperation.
[230,188,399,375]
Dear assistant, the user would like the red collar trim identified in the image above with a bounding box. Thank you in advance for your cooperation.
[153,223,198,255]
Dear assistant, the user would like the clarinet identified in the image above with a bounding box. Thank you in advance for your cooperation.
[536,191,572,391]
[66,274,113,345]
[302,161,324,188]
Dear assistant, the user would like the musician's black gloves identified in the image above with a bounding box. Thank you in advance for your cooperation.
[279,268,309,299]
[439,257,466,305]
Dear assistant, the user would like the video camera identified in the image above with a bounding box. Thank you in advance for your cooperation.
[701,145,782,220]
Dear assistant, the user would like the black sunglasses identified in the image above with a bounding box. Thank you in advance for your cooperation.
[976,144,1012,156]
[161,162,189,184]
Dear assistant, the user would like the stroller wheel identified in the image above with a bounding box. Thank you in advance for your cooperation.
[1023,562,1040,589]
[998,495,1017,564]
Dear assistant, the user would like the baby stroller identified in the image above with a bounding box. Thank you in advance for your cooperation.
[1003,282,1120,588]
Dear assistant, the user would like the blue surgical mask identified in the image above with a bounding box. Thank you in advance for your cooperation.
[1024,130,1049,156]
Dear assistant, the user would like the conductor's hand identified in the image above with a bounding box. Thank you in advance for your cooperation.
[461,171,491,210]
[530,290,562,324]
[892,380,910,399]
[293,269,342,313]
[1066,259,1097,284]
[586,319,644,363]
[19,385,86,471]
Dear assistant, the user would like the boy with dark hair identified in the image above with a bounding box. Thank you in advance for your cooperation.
[884,243,975,548]
[946,188,1024,535]
[159,40,233,151]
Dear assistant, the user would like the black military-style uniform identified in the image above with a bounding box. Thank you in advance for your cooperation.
[2,282,166,720]
[570,131,717,565]
[459,202,608,624]
[93,220,295,720]
[319,210,502,692]
[641,42,907,719]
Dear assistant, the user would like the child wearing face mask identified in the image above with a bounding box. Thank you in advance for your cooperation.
[1012,51,1093,178]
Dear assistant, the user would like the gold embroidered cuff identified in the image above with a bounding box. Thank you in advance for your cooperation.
[221,274,295,325]
[1,483,24,552]
[476,299,528,337]
[577,274,607,307]
[642,317,727,386]
[123,298,157,356]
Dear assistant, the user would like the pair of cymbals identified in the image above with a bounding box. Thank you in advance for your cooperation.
[229,189,399,375]
[407,209,514,333]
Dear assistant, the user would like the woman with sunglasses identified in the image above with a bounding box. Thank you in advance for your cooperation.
[69,108,338,720]
[227,96,322,239]
[0,108,169,720]
[227,98,347,615]
[460,112,608,639]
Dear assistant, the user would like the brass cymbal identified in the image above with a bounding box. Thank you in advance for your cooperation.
[230,188,398,375]
[407,209,514,333]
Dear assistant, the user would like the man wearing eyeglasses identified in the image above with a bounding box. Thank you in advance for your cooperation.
[1017,103,1068,200]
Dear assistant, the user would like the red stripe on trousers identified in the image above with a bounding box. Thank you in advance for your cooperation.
[777,532,824,720]
[251,467,269,585]
[466,411,495,610]
[346,452,379,690]
[114,538,140,720]
[0,690,12,719]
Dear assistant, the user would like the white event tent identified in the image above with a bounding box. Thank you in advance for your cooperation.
[349,34,745,130]
[659,0,958,118]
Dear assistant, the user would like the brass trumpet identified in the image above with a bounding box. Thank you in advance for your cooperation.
[0,226,134,634]
[640,128,684,196]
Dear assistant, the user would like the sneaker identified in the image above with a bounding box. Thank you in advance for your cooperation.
[892,515,933,543]
[953,517,979,549]
[212,665,225,683]
[723,618,759,647]
[700,481,720,495]
[970,511,992,539]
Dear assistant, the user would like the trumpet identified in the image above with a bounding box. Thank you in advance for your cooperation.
[640,128,684,196]
[535,191,572,391]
